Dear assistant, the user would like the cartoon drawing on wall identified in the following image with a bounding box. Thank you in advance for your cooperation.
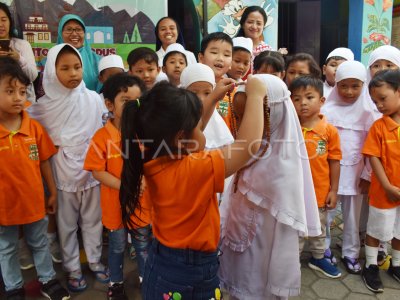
[207,0,278,49]
[86,26,113,44]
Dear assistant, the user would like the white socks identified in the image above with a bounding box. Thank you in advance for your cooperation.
[365,245,378,268]
[392,249,400,267]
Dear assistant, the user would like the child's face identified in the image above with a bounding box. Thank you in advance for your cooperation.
[291,86,324,121]
[255,64,285,79]
[186,81,213,102]
[129,59,160,89]
[198,40,232,80]
[56,52,83,89]
[370,83,400,117]
[369,59,399,78]
[99,67,124,84]
[285,61,310,87]
[162,53,187,85]
[105,85,142,122]
[0,77,27,115]
[61,20,85,49]
[337,78,363,104]
[323,58,346,86]
[227,50,251,80]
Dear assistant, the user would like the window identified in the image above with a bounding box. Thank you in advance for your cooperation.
[38,33,43,40]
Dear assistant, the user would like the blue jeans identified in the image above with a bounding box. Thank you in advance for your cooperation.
[142,239,221,300]
[108,225,152,282]
[0,218,56,291]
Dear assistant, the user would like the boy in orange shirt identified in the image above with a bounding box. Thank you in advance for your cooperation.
[84,73,152,300]
[290,76,342,278]
[362,69,400,293]
[0,61,70,299]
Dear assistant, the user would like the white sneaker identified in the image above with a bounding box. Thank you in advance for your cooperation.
[49,239,62,263]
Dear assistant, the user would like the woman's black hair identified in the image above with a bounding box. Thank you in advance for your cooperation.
[236,6,267,38]
[103,73,146,103]
[254,50,285,72]
[369,69,400,91]
[0,57,30,85]
[55,44,82,66]
[0,3,16,38]
[155,17,186,51]
[285,53,322,79]
[120,82,202,230]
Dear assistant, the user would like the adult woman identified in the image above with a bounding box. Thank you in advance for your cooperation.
[0,3,37,102]
[56,14,101,92]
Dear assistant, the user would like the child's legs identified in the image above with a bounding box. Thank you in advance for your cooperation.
[309,209,327,259]
[56,190,81,272]
[359,194,369,238]
[0,225,23,291]
[78,186,103,264]
[325,207,337,250]
[130,225,153,278]
[341,194,363,258]
[108,228,126,283]
[23,218,55,283]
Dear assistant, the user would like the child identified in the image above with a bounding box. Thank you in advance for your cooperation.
[362,69,400,293]
[162,43,187,86]
[219,74,321,300]
[227,37,252,82]
[322,47,354,97]
[321,60,380,274]
[289,76,342,278]
[120,76,266,299]
[28,44,108,292]
[127,47,160,90]
[253,50,286,79]
[285,52,321,87]
[84,73,152,299]
[0,63,70,299]
[368,45,400,82]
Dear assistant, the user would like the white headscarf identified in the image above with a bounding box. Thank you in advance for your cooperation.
[322,60,380,131]
[232,74,321,236]
[28,43,103,146]
[367,45,400,82]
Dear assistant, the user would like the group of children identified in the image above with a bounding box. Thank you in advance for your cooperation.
[1,16,400,300]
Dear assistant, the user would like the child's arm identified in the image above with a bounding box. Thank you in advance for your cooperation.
[201,78,236,130]
[221,75,265,178]
[370,156,400,202]
[40,159,57,214]
[92,171,121,190]
[326,159,340,209]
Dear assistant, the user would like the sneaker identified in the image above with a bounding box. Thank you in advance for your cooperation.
[6,287,25,300]
[388,259,400,283]
[41,279,70,300]
[107,283,128,300]
[362,264,384,293]
[49,240,62,264]
[19,240,34,270]
[308,257,341,278]
[324,248,337,265]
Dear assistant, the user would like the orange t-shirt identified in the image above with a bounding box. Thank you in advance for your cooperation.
[303,115,342,208]
[216,89,237,134]
[144,150,225,251]
[362,116,400,209]
[84,120,151,230]
[0,111,57,225]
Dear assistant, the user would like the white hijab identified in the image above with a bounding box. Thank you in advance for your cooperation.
[367,45,400,83]
[322,60,380,131]
[231,74,321,236]
[28,43,103,146]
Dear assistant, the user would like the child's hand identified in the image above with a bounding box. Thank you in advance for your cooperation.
[384,185,400,202]
[46,194,57,214]
[358,179,370,194]
[245,75,266,99]
[211,78,236,101]
[325,190,338,209]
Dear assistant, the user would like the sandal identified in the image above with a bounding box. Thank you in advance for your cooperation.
[67,274,87,292]
[324,248,337,265]
[89,263,110,284]
[341,256,362,274]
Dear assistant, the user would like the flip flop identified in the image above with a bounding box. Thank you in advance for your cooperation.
[67,275,87,292]
[341,256,362,274]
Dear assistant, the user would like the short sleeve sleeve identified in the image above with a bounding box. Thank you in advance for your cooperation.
[35,122,57,161]
[84,129,107,172]
[362,121,382,158]
[327,125,342,160]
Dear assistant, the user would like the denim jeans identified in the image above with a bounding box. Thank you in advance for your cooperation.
[0,217,56,291]
[142,239,221,300]
[108,225,152,282]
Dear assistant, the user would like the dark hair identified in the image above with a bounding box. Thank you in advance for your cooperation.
[120,82,202,229]
[369,69,400,92]
[288,76,324,97]
[127,47,158,69]
[200,32,233,54]
[103,73,146,103]
[325,56,347,65]
[233,47,252,55]
[155,17,185,51]
[55,44,82,66]
[0,58,30,86]
[162,51,187,66]
[254,51,285,72]
[286,53,321,78]
[236,6,267,38]
[0,3,16,38]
